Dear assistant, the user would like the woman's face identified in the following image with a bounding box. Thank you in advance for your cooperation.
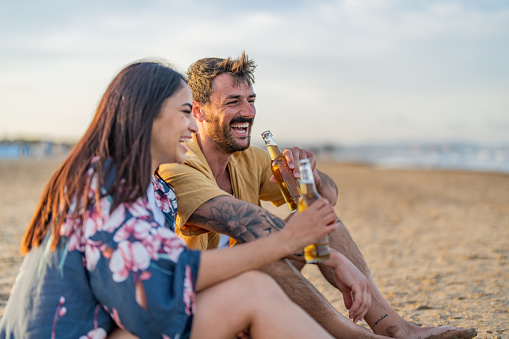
[151,82,197,169]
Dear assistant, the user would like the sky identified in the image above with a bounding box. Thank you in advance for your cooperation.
[1,0,508,146]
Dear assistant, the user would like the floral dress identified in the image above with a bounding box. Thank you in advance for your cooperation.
[0,163,200,339]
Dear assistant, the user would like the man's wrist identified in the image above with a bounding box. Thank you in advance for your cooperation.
[318,248,341,270]
[288,250,305,261]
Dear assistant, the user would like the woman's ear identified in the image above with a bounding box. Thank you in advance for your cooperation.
[192,100,206,122]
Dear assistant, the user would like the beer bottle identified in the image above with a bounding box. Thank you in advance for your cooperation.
[298,158,330,263]
[261,130,301,212]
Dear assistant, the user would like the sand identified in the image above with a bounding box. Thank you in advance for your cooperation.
[1,158,508,338]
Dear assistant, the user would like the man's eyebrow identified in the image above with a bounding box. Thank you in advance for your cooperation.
[182,103,192,109]
[224,93,257,100]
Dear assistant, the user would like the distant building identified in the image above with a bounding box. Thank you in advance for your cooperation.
[0,139,72,159]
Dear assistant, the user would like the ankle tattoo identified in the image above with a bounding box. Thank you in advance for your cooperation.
[374,314,388,326]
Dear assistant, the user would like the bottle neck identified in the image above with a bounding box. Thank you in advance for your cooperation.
[266,144,281,160]
[299,160,318,195]
[300,181,318,195]
[262,132,281,160]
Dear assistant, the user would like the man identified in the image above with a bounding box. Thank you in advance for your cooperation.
[158,52,476,339]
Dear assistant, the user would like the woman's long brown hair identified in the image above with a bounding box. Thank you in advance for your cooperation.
[21,61,185,254]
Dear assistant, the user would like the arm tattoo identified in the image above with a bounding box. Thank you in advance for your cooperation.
[187,196,285,243]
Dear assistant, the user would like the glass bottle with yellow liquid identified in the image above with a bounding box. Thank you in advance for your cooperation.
[261,130,301,212]
[298,158,331,263]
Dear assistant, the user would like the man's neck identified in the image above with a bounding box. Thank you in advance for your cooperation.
[195,133,231,180]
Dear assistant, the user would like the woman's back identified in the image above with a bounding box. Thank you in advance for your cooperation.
[0,169,201,339]
[0,229,113,338]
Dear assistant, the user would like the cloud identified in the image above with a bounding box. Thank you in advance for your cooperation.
[0,0,508,144]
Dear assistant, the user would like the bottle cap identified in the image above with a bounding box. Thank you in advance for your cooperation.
[299,158,311,168]
[261,130,272,138]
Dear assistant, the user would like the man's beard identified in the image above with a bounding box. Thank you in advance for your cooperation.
[205,114,253,154]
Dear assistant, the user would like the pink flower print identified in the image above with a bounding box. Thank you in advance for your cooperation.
[162,335,172,339]
[84,242,101,271]
[109,241,151,282]
[133,219,152,239]
[85,169,99,200]
[60,198,79,236]
[183,265,195,316]
[113,218,161,259]
[83,210,102,240]
[133,221,163,260]
[97,195,112,222]
[79,328,107,339]
[139,271,152,280]
[108,307,125,330]
[51,296,67,339]
[102,204,126,233]
[152,177,165,192]
[126,198,152,220]
[131,242,151,272]
[66,221,85,252]
[109,242,131,282]
[140,232,162,261]
[154,189,172,213]
[61,201,86,253]
[112,218,136,243]
[157,227,185,262]
[113,217,151,241]
[82,197,114,237]
[168,189,177,211]
[59,306,67,317]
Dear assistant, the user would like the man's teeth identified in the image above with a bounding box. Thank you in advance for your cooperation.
[231,123,249,130]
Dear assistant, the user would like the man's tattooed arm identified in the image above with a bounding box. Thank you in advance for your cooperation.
[187,196,284,242]
[187,195,305,258]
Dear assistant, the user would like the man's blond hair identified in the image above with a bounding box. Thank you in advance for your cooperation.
[187,51,256,104]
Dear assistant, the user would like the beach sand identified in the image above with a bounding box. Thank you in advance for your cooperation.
[1,158,508,338]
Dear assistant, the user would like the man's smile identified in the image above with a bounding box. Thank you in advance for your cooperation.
[231,122,250,136]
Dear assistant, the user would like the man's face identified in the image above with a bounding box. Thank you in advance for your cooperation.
[201,73,256,154]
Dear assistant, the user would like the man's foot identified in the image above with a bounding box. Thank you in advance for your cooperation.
[386,324,477,339]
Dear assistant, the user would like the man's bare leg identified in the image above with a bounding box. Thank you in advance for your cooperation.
[261,259,387,339]
[319,220,476,339]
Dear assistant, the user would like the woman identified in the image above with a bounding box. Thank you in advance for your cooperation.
[0,61,359,338]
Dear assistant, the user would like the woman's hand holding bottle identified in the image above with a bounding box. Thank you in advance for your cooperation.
[279,198,337,256]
